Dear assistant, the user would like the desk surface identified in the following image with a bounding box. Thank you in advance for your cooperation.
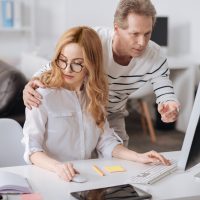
[1,152,200,200]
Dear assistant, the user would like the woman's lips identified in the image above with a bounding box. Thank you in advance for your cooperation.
[63,74,74,79]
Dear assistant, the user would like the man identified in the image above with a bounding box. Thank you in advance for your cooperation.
[23,0,180,147]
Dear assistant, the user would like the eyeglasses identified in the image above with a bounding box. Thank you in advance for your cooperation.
[56,56,84,73]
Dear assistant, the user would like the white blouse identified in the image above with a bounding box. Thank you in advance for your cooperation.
[22,88,122,164]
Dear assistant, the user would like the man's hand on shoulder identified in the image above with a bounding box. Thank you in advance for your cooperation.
[158,101,180,123]
[23,79,45,110]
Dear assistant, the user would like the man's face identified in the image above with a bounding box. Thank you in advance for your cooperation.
[114,13,153,58]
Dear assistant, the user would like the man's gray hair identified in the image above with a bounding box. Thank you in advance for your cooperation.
[114,0,157,29]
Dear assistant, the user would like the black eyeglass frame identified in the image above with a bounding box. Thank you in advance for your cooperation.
[56,56,84,73]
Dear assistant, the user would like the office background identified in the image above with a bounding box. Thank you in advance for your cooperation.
[0,0,200,150]
[0,0,200,61]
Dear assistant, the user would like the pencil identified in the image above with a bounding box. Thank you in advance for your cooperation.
[92,165,105,176]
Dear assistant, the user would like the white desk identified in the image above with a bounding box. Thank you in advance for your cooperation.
[1,152,200,200]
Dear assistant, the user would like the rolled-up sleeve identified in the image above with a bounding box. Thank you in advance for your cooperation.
[96,120,123,158]
[21,101,47,164]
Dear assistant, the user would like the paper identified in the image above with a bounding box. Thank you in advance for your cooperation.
[0,171,32,194]
[104,165,126,173]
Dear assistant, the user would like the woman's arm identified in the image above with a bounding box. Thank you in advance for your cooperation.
[30,151,60,172]
[22,92,77,181]
[112,144,170,165]
[30,152,77,181]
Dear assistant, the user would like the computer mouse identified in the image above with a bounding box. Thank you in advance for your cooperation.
[72,174,88,183]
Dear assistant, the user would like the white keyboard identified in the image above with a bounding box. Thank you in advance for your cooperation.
[128,160,177,184]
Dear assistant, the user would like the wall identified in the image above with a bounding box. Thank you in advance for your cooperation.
[34,0,118,58]
[152,0,200,59]
[0,0,199,62]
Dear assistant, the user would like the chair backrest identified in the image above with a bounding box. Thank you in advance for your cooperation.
[0,118,25,167]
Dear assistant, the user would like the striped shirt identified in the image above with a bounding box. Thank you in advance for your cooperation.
[94,27,178,114]
[35,27,178,115]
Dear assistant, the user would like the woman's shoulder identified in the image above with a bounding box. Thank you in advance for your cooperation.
[36,87,71,100]
[36,88,75,111]
[36,87,76,102]
[36,87,56,97]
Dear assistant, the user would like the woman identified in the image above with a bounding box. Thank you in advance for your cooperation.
[22,26,170,182]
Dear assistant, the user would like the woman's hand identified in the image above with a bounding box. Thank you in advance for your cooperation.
[136,150,171,165]
[23,79,45,109]
[54,162,79,181]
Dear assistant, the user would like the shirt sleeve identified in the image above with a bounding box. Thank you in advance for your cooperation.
[150,57,179,104]
[33,62,51,77]
[21,101,48,164]
[96,119,123,158]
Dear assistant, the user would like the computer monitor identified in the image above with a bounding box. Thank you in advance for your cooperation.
[178,82,200,171]
[151,17,168,47]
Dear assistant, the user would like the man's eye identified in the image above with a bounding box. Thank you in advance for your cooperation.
[130,33,138,37]
[145,32,151,37]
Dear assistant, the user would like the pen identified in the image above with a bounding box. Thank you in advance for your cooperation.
[92,165,105,176]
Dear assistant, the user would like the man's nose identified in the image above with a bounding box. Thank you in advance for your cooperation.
[137,36,146,47]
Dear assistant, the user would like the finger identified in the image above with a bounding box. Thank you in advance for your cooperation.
[60,170,71,181]
[24,102,32,110]
[63,163,74,180]
[163,104,169,112]
[27,99,39,108]
[157,104,164,113]
[148,151,170,165]
[33,79,46,88]
[74,168,80,174]
[55,164,71,181]
[157,154,171,165]
[25,81,43,99]
[67,163,76,177]
[162,112,178,122]
[27,94,41,106]
[28,86,43,99]
[59,167,72,181]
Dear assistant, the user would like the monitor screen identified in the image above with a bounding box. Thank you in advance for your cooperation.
[178,83,200,170]
[186,116,200,170]
[151,17,168,47]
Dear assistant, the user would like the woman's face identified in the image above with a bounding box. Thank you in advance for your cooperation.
[57,43,87,91]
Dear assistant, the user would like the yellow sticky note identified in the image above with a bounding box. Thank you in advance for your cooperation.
[104,165,126,173]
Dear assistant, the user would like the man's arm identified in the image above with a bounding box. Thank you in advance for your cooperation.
[23,79,45,109]
[23,63,51,109]
[150,57,180,123]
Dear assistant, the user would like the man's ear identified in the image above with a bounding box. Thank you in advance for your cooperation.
[114,23,120,35]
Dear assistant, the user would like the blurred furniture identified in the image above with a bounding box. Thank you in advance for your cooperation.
[137,99,156,143]
[0,118,25,167]
[0,60,27,126]
[129,85,157,143]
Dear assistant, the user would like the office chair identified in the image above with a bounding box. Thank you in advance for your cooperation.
[129,84,157,143]
[0,118,25,167]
